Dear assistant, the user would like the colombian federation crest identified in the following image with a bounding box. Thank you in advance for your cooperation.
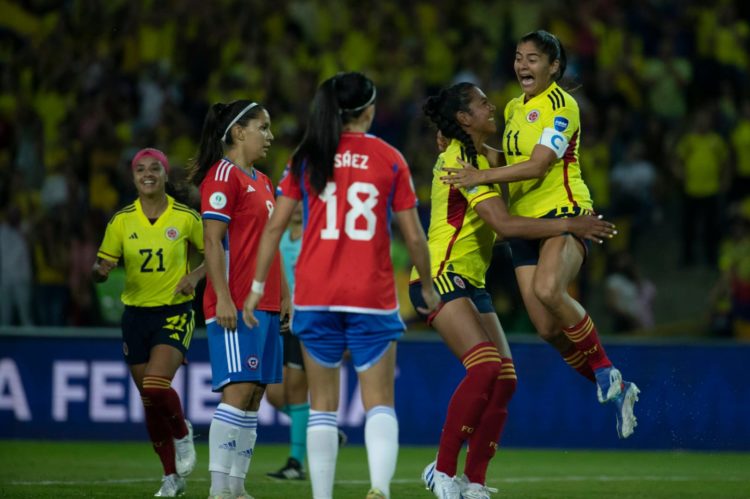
[526,109,540,123]
[165,227,179,240]
[453,275,466,289]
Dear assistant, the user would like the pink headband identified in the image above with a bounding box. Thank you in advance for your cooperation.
[131,148,170,173]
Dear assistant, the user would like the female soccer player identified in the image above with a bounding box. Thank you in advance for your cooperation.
[441,30,640,440]
[93,148,203,497]
[244,72,440,499]
[188,100,285,499]
[414,83,616,499]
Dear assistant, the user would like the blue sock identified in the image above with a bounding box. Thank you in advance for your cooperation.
[288,403,309,464]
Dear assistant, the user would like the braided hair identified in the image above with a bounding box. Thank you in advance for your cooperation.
[423,82,479,167]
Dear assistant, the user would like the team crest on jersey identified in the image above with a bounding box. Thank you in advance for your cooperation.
[209,191,227,209]
[165,227,179,240]
[554,117,569,132]
[526,110,540,123]
[246,356,259,370]
[453,275,466,289]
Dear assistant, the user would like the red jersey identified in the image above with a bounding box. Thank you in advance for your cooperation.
[200,159,281,319]
[278,132,417,313]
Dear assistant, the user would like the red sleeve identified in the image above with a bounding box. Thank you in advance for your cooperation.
[200,163,239,223]
[277,164,303,200]
[390,149,418,211]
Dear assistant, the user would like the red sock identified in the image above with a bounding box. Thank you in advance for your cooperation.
[560,344,596,382]
[436,342,502,476]
[142,394,177,475]
[562,314,612,371]
[143,375,188,439]
[465,358,517,485]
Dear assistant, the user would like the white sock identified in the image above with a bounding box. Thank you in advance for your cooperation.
[208,403,244,494]
[365,406,398,498]
[229,410,258,495]
[307,410,339,499]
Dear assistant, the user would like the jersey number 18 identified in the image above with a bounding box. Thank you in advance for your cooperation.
[319,181,379,241]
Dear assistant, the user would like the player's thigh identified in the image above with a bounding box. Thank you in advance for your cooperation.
[222,381,262,409]
[357,340,396,410]
[301,344,340,412]
[515,265,562,337]
[431,297,493,358]
[144,344,184,379]
[477,312,512,358]
[535,234,584,293]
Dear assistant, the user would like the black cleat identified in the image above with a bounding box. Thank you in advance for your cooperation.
[266,457,306,480]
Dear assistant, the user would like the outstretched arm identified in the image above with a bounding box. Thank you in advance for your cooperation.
[441,144,558,188]
[474,196,616,244]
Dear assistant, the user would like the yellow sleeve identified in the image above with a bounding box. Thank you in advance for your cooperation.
[189,210,204,253]
[97,215,122,262]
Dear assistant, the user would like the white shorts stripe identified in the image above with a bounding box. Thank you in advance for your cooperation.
[224,328,234,372]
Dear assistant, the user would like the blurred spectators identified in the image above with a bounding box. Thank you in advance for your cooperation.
[0,207,33,326]
[604,251,657,333]
[0,0,748,332]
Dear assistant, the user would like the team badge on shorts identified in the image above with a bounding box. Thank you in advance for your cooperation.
[123,342,129,356]
[247,356,259,370]
[453,275,466,289]
[165,227,179,240]
[526,109,540,123]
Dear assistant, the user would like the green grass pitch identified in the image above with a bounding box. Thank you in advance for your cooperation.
[0,441,748,498]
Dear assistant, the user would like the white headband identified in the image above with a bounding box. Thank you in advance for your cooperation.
[340,88,377,114]
[223,102,259,143]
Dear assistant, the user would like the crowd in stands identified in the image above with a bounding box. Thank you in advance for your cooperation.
[0,0,748,335]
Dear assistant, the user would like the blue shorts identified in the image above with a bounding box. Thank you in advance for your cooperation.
[509,207,592,267]
[291,309,404,372]
[409,272,493,324]
[206,310,283,391]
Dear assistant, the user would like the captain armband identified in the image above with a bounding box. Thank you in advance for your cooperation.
[538,128,568,159]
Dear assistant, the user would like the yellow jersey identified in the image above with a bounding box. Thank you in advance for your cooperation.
[502,82,593,218]
[410,139,500,288]
[97,195,204,307]
[675,132,728,197]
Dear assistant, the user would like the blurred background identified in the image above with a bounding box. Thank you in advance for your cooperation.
[1,0,749,337]
[2,0,750,457]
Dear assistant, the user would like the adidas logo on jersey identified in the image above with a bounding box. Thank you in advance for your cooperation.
[247,185,255,193]
[129,232,138,239]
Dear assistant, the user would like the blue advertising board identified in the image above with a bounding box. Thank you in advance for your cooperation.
[1,331,748,450]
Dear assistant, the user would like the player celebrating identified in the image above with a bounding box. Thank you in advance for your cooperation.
[93,148,202,497]
[414,83,617,499]
[441,30,641,439]
[188,100,285,499]
[243,72,440,499]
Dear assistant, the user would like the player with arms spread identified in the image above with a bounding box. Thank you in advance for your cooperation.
[441,30,640,439]
[93,148,203,497]
[244,72,440,499]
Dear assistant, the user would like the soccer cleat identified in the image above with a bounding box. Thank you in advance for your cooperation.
[154,473,185,497]
[365,487,387,499]
[613,381,640,439]
[174,419,196,477]
[422,461,461,499]
[338,428,348,448]
[456,474,499,499]
[595,366,623,403]
[266,457,306,480]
